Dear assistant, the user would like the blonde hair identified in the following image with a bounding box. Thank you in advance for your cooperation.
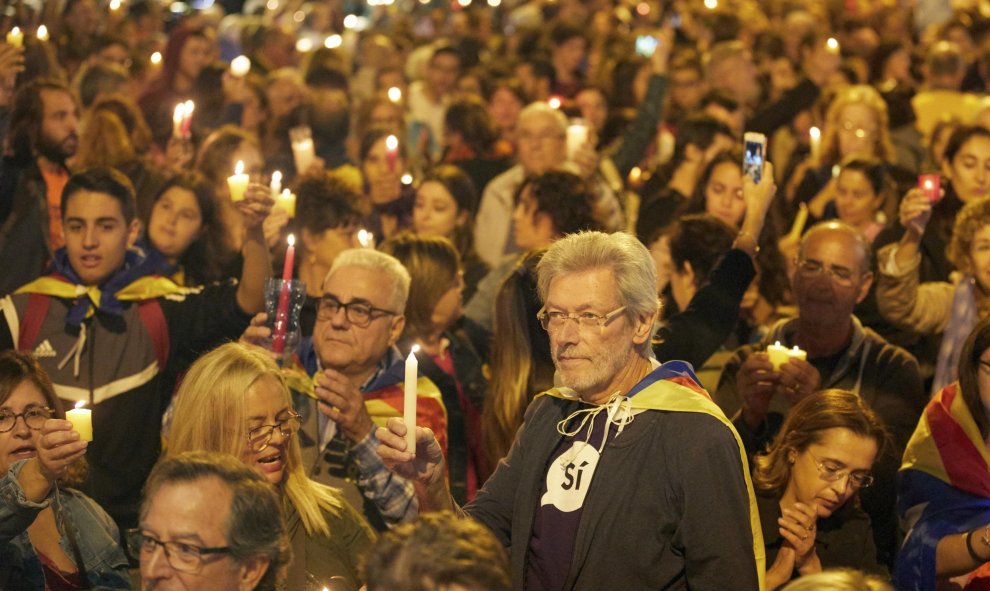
[817,85,895,167]
[168,342,342,537]
[948,197,990,274]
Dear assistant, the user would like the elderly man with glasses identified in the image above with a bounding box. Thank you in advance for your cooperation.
[714,220,927,570]
[132,451,290,591]
[377,231,765,590]
[246,248,446,531]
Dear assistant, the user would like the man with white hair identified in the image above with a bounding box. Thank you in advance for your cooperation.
[378,231,764,590]
[247,248,446,530]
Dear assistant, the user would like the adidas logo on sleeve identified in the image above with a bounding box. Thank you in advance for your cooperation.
[33,339,57,358]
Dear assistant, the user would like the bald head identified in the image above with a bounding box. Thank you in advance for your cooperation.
[799,221,873,275]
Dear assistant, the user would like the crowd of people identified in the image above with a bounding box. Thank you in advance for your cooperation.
[4,0,990,589]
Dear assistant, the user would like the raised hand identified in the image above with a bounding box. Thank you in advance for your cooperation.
[34,419,88,484]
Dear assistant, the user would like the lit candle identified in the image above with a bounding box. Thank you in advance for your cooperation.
[290,127,316,173]
[809,126,821,164]
[628,166,642,184]
[270,170,282,201]
[278,189,296,218]
[826,37,840,54]
[271,235,296,354]
[36,25,48,42]
[324,34,342,49]
[109,0,122,11]
[150,51,162,66]
[66,401,93,442]
[566,120,589,162]
[357,229,374,248]
[766,341,807,371]
[6,27,22,48]
[230,55,251,77]
[172,103,184,138]
[227,161,249,202]
[547,95,562,110]
[400,173,413,185]
[181,100,194,138]
[404,346,420,452]
[384,134,399,172]
[387,86,402,103]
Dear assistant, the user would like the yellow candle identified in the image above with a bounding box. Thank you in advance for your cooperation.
[66,401,93,442]
[6,27,23,48]
[227,160,249,202]
[278,189,296,217]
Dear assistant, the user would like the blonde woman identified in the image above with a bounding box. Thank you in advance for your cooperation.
[167,342,375,590]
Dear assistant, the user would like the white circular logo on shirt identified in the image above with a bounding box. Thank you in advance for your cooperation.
[540,441,601,512]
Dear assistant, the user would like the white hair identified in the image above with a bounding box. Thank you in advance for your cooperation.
[516,101,568,134]
[325,248,412,312]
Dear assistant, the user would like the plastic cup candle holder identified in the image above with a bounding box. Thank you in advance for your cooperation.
[227,161,249,202]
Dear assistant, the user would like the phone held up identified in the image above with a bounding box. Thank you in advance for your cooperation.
[743,132,767,184]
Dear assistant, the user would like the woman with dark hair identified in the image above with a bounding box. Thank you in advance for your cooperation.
[830,158,895,243]
[359,128,414,243]
[413,164,488,301]
[380,233,489,503]
[143,171,236,286]
[138,25,213,150]
[442,96,513,195]
[753,389,889,589]
[895,318,990,590]
[485,78,525,149]
[0,351,130,589]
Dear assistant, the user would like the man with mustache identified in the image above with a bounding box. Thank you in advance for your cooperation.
[377,231,765,590]
[0,79,81,295]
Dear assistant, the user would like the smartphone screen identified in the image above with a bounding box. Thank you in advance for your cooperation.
[635,36,658,57]
[743,135,766,184]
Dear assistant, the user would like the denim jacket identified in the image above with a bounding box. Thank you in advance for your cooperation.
[0,460,131,590]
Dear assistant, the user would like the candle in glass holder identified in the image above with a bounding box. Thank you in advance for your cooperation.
[227,161,249,202]
[6,27,23,48]
[66,401,93,442]
[766,341,807,371]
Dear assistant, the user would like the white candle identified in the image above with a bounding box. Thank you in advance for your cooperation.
[227,161,249,202]
[270,170,282,200]
[230,55,251,77]
[404,346,419,452]
[566,120,589,161]
[809,126,821,164]
[6,27,22,48]
[172,103,184,138]
[766,341,807,371]
[66,401,93,442]
[278,189,296,218]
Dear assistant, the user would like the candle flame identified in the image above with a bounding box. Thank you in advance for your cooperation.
[385,135,399,151]
[36,25,48,41]
[184,100,194,115]
[235,160,244,175]
[230,55,251,77]
[357,229,374,248]
[173,103,184,121]
[150,51,162,65]
[410,344,420,356]
[924,179,933,189]
[272,171,282,184]
[324,34,342,49]
[547,96,562,109]
[287,233,295,247]
[774,341,781,347]
[10,26,19,36]
[809,126,820,140]
[826,37,839,51]
[387,87,402,103]
[401,173,413,185]
[109,0,121,10]
[75,400,86,409]
[281,189,292,199]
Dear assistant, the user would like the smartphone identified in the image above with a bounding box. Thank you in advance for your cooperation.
[743,132,767,184]
[919,174,942,203]
[635,35,659,57]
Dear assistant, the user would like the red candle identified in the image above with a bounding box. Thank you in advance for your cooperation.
[272,234,296,354]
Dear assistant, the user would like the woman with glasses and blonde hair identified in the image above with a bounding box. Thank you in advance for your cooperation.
[0,351,130,590]
[754,389,889,590]
[166,342,375,590]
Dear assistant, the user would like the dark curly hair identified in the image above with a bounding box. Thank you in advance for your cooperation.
[516,170,603,236]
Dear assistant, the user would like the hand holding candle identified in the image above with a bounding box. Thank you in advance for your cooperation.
[766,341,807,371]
[66,401,93,442]
[404,346,420,452]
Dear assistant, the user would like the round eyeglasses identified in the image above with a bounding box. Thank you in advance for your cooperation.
[0,406,52,433]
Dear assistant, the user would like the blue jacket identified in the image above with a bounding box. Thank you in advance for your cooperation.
[0,460,131,590]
